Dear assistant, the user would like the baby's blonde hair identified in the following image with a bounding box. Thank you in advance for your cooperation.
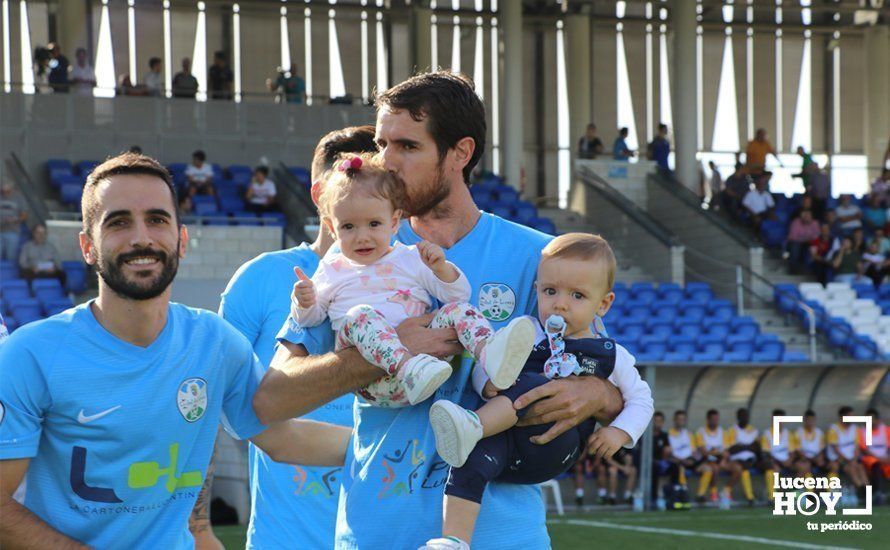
[540,233,617,291]
[317,153,405,220]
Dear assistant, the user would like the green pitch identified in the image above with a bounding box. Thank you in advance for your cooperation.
[214,507,889,549]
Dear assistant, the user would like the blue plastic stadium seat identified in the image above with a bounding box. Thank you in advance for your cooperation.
[640,334,668,348]
[685,285,714,304]
[288,167,311,186]
[46,159,72,173]
[1,286,31,303]
[43,297,74,316]
[675,303,706,323]
[722,349,753,362]
[493,185,519,203]
[633,289,657,305]
[76,160,100,177]
[620,323,645,341]
[646,322,673,339]
[11,303,43,325]
[623,307,649,323]
[530,217,556,235]
[692,350,722,362]
[649,305,677,324]
[781,350,808,362]
[61,184,83,206]
[669,336,697,355]
[471,186,494,203]
[205,218,231,226]
[3,315,18,333]
[219,197,245,213]
[35,285,65,301]
[489,202,515,219]
[168,162,188,174]
[752,347,783,362]
[676,322,703,340]
[194,201,219,216]
[636,351,664,363]
[513,202,538,225]
[760,219,787,247]
[663,350,693,362]
[641,342,668,358]
[262,212,287,227]
[31,278,62,292]
[227,164,252,177]
[61,261,88,293]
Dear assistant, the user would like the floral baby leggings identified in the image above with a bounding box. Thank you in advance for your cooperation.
[336,302,493,407]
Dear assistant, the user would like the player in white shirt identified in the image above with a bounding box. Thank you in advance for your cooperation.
[760,408,796,501]
[794,409,826,476]
[724,408,759,505]
[694,409,728,503]
[827,406,869,502]
[666,410,706,489]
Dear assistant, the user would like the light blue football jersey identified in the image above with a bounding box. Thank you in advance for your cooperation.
[278,213,553,549]
[0,301,265,549]
[219,243,355,550]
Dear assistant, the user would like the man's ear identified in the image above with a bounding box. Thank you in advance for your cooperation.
[178,224,189,259]
[79,231,96,265]
[449,136,476,176]
[310,180,324,206]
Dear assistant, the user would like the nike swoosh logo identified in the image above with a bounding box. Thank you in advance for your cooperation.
[77,406,122,424]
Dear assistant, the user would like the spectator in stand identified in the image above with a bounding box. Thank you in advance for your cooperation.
[807,165,831,221]
[267,63,306,104]
[836,194,863,235]
[874,229,890,255]
[824,210,843,240]
[794,146,816,188]
[860,240,890,288]
[18,223,64,285]
[172,57,199,98]
[118,74,148,97]
[785,209,820,274]
[742,173,776,231]
[871,169,890,208]
[831,237,862,284]
[70,47,96,97]
[245,166,277,214]
[577,123,604,160]
[851,228,866,254]
[706,161,723,209]
[612,127,634,161]
[744,128,781,177]
[209,51,234,100]
[33,46,51,93]
[0,183,27,262]
[46,42,70,93]
[809,223,839,285]
[863,194,887,232]
[144,57,163,96]
[185,150,215,196]
[720,162,751,217]
[790,195,814,222]
[647,123,671,171]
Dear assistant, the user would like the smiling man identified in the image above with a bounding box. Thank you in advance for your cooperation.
[0,153,350,549]
[255,71,625,548]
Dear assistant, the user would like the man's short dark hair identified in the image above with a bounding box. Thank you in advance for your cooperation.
[707,409,719,418]
[804,409,816,417]
[149,57,161,69]
[619,127,629,136]
[254,166,269,176]
[192,150,206,162]
[311,125,378,181]
[375,71,485,184]
[773,409,786,417]
[214,51,226,61]
[866,408,879,417]
[674,409,686,417]
[82,153,178,236]
[839,406,853,417]
[658,123,667,132]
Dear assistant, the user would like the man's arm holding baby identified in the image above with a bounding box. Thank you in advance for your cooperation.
[254,313,463,423]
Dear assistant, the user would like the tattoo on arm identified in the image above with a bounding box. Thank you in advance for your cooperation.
[189,444,215,534]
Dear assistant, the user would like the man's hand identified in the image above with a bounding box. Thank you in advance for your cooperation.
[395,312,462,358]
[587,427,632,460]
[293,267,317,308]
[193,529,224,550]
[514,376,623,445]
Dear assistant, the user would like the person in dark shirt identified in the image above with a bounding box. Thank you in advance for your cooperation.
[577,123,604,160]
[208,51,233,100]
[172,57,199,98]
[720,162,751,219]
[650,411,671,504]
[647,123,671,171]
[46,42,69,93]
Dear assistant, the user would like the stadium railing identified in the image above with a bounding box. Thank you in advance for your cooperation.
[573,165,686,284]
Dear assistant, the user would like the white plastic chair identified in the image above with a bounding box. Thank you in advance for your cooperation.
[539,480,564,516]
[827,281,852,293]
[800,282,824,295]
[829,288,857,303]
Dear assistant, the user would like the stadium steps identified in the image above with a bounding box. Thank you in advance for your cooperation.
[539,207,649,283]
[741,306,842,361]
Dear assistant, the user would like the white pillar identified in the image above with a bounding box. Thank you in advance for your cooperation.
[672,0,698,189]
[502,0,523,188]
[566,13,592,153]
[864,25,889,181]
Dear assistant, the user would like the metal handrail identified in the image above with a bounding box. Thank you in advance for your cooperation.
[576,166,681,248]
[648,169,761,248]
[6,153,51,225]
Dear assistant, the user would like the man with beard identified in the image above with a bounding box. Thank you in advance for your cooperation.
[254,71,625,548]
[219,126,377,549]
[0,153,351,549]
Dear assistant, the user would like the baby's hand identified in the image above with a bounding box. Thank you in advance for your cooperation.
[292,267,317,309]
[417,240,446,270]
[586,426,631,460]
[482,380,499,399]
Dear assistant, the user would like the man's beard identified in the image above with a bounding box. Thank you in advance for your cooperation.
[399,163,451,218]
[96,243,179,301]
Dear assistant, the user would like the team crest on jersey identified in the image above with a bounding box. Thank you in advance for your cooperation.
[478,283,516,321]
[177,378,207,422]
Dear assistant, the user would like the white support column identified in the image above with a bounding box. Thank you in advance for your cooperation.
[672,0,698,189]
[566,12,591,157]
[502,0,522,187]
[864,25,889,180]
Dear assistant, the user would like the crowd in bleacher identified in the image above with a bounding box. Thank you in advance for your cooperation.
[574,407,889,510]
